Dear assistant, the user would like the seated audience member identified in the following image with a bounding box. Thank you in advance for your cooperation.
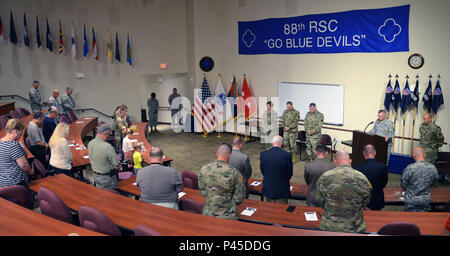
[401,146,439,212]
[260,135,293,204]
[122,128,135,161]
[316,150,371,233]
[199,143,245,220]
[304,145,334,207]
[136,147,182,209]
[354,144,388,210]
[88,124,120,191]
[228,137,252,198]
[27,112,49,169]
[43,109,59,143]
[133,142,144,174]
[49,122,72,176]
[0,119,33,187]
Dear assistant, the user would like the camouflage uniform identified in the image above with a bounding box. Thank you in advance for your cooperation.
[401,161,439,212]
[48,96,62,114]
[114,116,128,149]
[260,110,279,149]
[199,160,246,220]
[419,122,444,165]
[316,164,372,233]
[369,118,394,161]
[61,93,76,116]
[29,87,42,112]
[147,98,159,131]
[304,111,324,160]
[281,108,300,157]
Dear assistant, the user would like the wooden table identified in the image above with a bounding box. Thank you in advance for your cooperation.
[0,102,15,116]
[118,176,448,235]
[67,116,98,168]
[28,174,363,236]
[248,178,450,206]
[129,122,173,166]
[0,197,104,236]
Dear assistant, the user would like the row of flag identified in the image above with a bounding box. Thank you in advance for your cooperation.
[384,75,444,115]
[0,12,132,66]
[193,74,256,134]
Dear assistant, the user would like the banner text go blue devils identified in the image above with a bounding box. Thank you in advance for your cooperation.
[238,5,410,54]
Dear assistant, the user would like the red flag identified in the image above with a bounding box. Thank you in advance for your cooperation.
[240,75,256,119]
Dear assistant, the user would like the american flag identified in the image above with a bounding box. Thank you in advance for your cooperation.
[193,78,216,134]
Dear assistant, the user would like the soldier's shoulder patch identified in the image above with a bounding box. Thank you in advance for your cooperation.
[63,96,68,100]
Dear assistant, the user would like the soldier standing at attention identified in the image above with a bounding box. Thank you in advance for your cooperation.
[61,87,76,116]
[168,88,182,125]
[198,143,246,220]
[281,101,300,163]
[368,110,394,162]
[419,113,444,165]
[316,150,372,233]
[147,92,159,133]
[29,80,42,113]
[304,103,324,161]
[260,101,279,149]
[48,89,62,114]
[401,146,439,212]
[114,107,129,150]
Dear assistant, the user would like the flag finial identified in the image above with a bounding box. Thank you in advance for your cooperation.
[388,74,392,78]
[395,74,399,78]
[428,74,432,79]
[405,75,409,79]
[415,74,419,79]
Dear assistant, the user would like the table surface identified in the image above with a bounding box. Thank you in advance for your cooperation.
[119,176,449,235]
[0,197,104,236]
[67,116,98,167]
[28,174,365,236]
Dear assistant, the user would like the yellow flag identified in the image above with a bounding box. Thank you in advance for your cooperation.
[106,29,112,62]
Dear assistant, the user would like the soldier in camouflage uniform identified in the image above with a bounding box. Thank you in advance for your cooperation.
[316,150,372,233]
[61,87,76,116]
[29,80,42,113]
[368,110,394,162]
[199,143,246,220]
[304,103,324,161]
[114,106,129,150]
[260,101,279,149]
[281,101,300,162]
[401,147,439,212]
[419,113,444,165]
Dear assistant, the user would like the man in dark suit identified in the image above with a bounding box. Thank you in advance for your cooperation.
[260,135,293,204]
[354,144,388,210]
[229,137,253,198]
[304,145,334,207]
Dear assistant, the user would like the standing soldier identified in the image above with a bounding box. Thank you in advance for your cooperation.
[168,88,182,125]
[114,107,128,150]
[316,150,372,233]
[260,101,279,149]
[304,103,324,161]
[61,87,76,116]
[48,89,62,114]
[281,101,300,163]
[419,113,444,165]
[29,80,42,113]
[147,92,159,133]
[401,147,439,212]
[198,143,246,220]
[368,110,394,162]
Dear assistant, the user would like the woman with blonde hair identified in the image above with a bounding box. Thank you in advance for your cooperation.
[49,122,73,176]
[0,118,33,187]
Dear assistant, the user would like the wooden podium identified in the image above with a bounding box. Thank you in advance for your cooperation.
[349,130,387,167]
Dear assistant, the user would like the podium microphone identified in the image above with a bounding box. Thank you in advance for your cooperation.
[364,121,374,133]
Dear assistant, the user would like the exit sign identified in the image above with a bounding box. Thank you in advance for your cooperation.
[160,63,168,69]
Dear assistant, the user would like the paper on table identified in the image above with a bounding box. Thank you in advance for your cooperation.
[178,192,186,199]
[76,121,84,124]
[290,186,293,191]
[241,207,257,216]
[250,181,262,186]
[133,133,140,135]
[82,155,89,159]
[68,143,79,147]
[304,212,319,221]
[132,182,137,186]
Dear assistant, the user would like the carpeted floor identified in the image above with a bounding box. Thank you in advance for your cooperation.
[143,124,449,211]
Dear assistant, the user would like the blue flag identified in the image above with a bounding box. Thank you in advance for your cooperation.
[10,12,17,44]
[422,80,433,113]
[411,79,419,110]
[400,79,411,113]
[383,79,393,111]
[432,80,444,114]
[392,78,402,112]
[46,18,53,52]
[36,15,41,48]
[83,25,88,58]
[127,33,132,66]
[23,14,30,47]
[115,31,120,62]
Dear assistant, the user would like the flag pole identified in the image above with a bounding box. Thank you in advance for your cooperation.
[400,75,409,154]
[392,74,399,154]
[217,73,223,138]
[386,74,392,119]
[410,74,419,156]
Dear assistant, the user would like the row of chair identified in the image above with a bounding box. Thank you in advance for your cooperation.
[0,108,31,130]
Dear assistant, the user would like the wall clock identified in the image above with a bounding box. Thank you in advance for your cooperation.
[408,53,424,69]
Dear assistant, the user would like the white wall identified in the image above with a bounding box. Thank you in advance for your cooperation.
[187,0,450,153]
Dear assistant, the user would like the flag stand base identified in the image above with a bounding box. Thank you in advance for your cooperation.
[243,136,250,142]
[216,132,223,138]
[234,134,240,138]
[202,133,208,138]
